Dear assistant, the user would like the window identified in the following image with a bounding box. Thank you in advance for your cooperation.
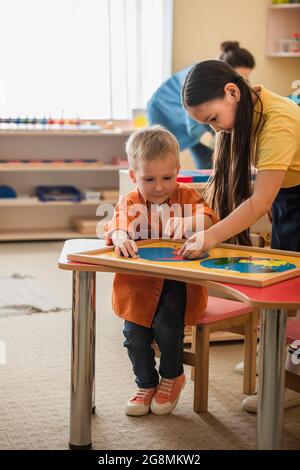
[0,0,173,119]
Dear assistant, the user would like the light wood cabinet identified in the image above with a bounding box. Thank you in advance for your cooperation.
[267,4,300,57]
[0,130,130,241]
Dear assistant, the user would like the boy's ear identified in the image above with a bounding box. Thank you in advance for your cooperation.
[129,168,136,183]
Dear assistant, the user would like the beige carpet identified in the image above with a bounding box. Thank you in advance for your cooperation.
[0,274,70,318]
[0,242,299,450]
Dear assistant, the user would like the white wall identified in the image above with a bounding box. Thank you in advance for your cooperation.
[173,0,300,96]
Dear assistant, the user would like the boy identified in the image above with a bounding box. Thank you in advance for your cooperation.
[104,125,217,416]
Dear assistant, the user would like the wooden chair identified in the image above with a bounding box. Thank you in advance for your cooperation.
[153,296,258,413]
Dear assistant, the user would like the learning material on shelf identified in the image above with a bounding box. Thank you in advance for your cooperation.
[71,217,106,236]
[101,189,119,200]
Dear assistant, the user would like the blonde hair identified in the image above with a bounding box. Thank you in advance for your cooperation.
[126,125,180,169]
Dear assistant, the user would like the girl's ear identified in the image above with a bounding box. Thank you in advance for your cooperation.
[224,83,241,102]
[129,168,136,183]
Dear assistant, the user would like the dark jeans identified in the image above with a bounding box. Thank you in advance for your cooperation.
[271,184,300,252]
[123,280,186,389]
[190,142,213,169]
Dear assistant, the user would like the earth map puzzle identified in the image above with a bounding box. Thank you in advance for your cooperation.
[137,247,296,274]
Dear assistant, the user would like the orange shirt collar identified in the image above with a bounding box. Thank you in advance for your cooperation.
[136,183,180,208]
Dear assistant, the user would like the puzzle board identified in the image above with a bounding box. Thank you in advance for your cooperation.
[67,240,300,287]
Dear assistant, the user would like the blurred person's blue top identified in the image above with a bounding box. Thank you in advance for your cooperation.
[147,66,213,169]
[288,94,300,106]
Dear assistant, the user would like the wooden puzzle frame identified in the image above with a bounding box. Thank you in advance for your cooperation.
[67,239,300,287]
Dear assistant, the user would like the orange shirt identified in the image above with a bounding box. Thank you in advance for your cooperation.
[104,183,218,327]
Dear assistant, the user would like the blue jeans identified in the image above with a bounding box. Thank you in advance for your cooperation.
[123,280,186,389]
[271,184,300,252]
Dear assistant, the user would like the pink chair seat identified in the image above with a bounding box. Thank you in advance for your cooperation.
[200,296,252,324]
[286,319,300,344]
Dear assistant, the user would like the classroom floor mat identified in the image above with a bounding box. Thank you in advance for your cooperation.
[0,274,70,318]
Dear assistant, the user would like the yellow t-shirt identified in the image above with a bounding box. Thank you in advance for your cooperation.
[252,85,300,188]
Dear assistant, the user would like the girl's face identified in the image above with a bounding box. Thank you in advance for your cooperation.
[186,83,241,133]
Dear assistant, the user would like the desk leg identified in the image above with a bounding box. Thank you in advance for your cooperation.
[257,308,286,450]
[69,271,96,450]
[92,374,96,415]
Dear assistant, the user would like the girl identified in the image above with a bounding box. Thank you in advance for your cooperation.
[147,42,255,170]
[178,60,300,258]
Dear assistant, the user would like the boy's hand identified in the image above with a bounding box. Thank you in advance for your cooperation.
[115,239,139,258]
[164,217,194,239]
[164,217,184,239]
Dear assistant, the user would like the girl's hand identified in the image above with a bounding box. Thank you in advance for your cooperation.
[178,230,216,259]
[115,239,139,258]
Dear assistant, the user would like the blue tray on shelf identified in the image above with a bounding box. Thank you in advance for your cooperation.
[35,185,83,202]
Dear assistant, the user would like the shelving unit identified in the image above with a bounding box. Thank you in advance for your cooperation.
[266,4,300,57]
[0,129,131,241]
[0,130,131,136]
[0,162,120,172]
[0,229,98,242]
[0,197,118,207]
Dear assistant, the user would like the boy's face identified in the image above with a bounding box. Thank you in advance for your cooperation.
[129,153,180,204]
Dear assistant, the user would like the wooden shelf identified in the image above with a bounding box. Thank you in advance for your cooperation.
[0,162,126,172]
[0,197,117,207]
[269,4,300,10]
[0,130,124,241]
[0,229,101,241]
[267,52,300,57]
[0,129,133,136]
[266,4,300,57]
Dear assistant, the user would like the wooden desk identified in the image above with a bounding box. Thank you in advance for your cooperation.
[58,239,300,450]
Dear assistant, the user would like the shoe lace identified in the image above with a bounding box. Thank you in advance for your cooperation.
[132,388,152,402]
[156,378,174,397]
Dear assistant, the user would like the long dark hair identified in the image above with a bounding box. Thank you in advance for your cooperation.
[219,41,255,69]
[182,60,262,245]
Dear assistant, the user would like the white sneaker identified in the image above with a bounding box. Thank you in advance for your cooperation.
[235,360,259,376]
[242,388,300,414]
